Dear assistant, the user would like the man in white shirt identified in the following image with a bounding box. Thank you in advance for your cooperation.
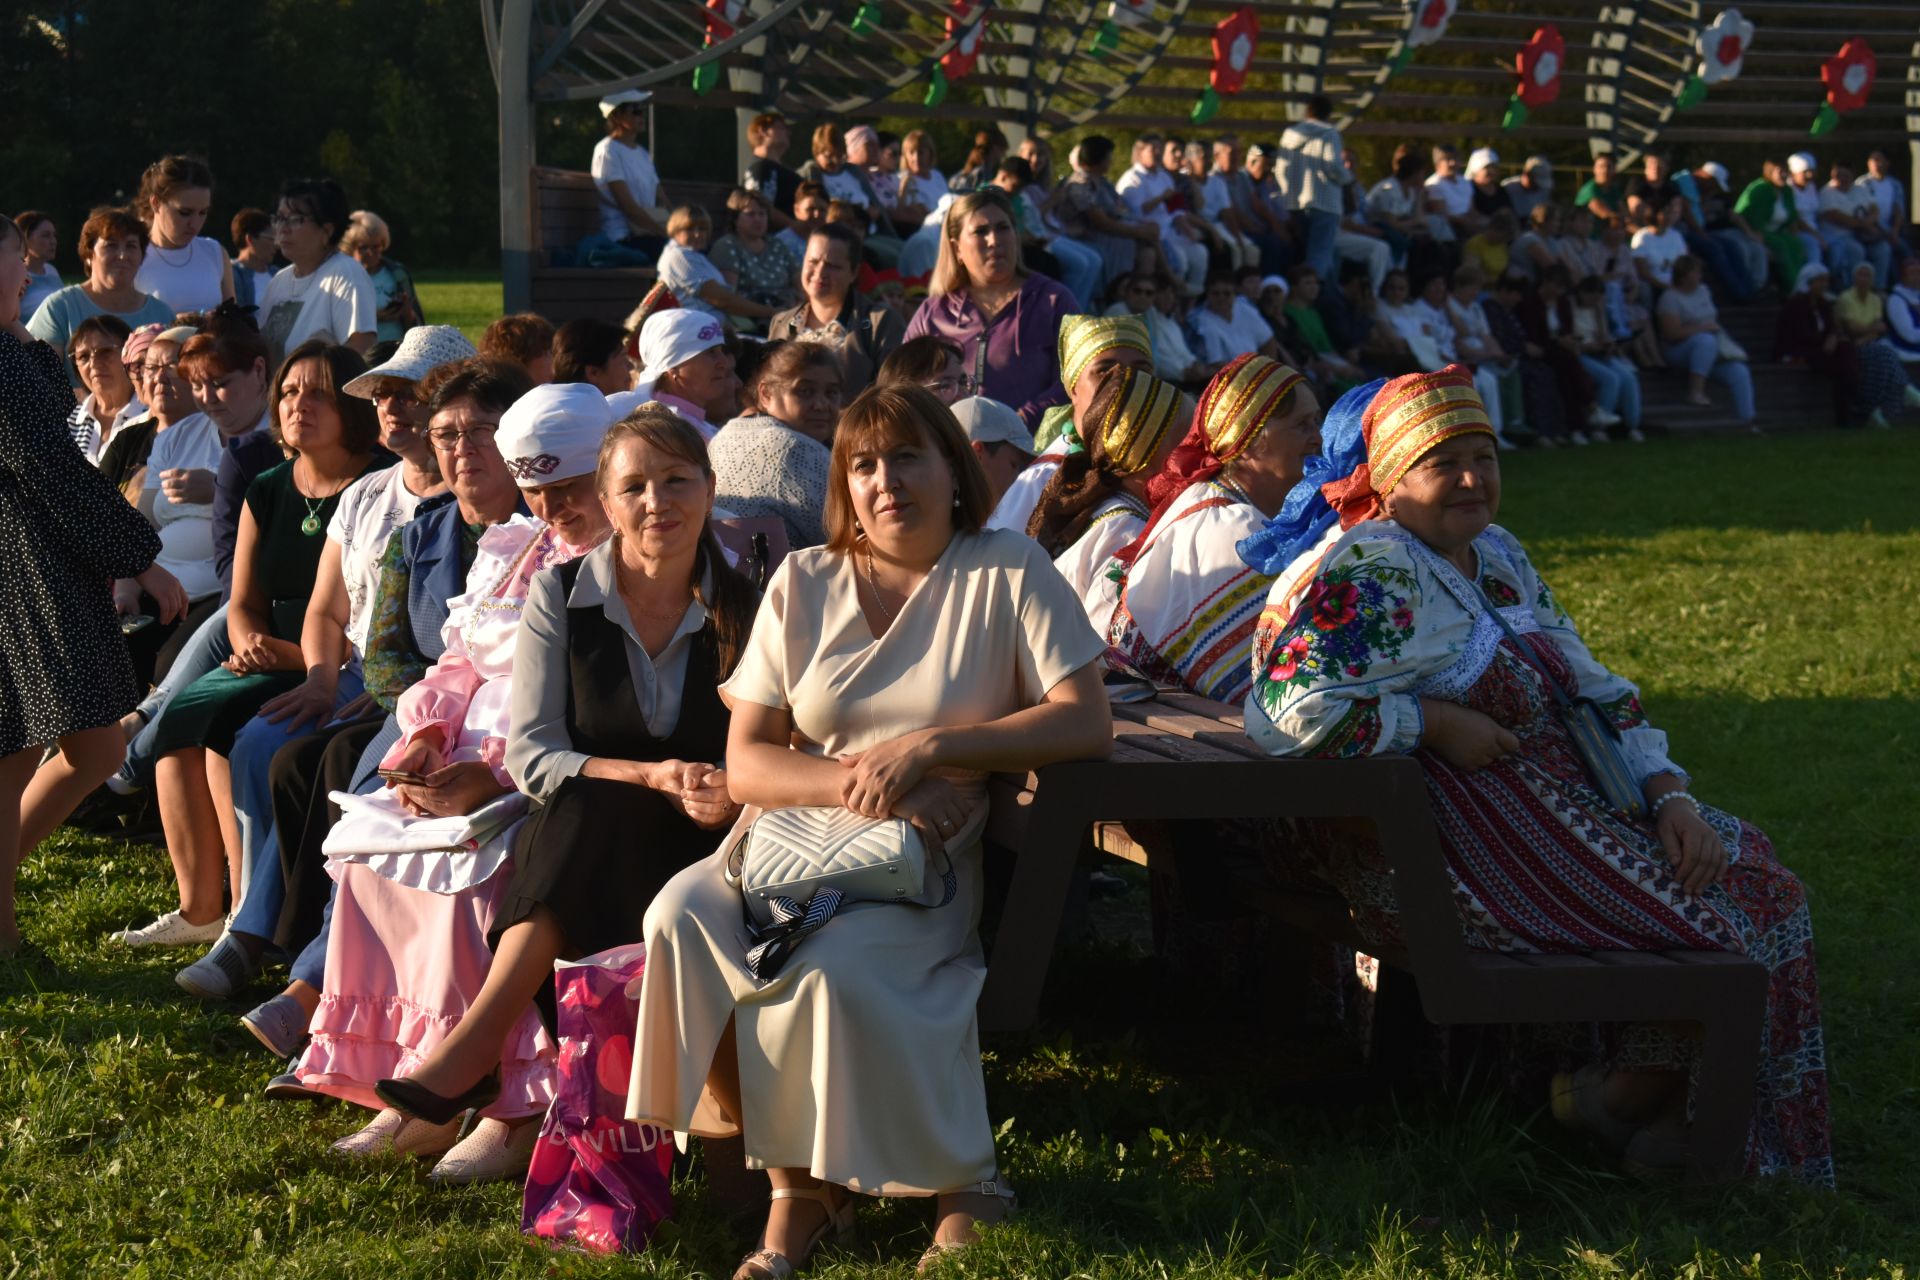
[1859,150,1911,244]
[1277,94,1351,281]
[1503,155,1554,222]
[590,90,667,250]
[1104,271,1208,384]
[1117,134,1208,295]
[1820,162,1892,289]
[1422,144,1476,243]
[1189,273,1279,365]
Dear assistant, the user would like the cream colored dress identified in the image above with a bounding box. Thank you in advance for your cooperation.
[626,528,1103,1196]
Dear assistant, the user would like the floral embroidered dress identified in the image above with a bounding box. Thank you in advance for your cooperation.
[297,516,596,1118]
[1053,491,1148,642]
[1244,519,1831,1185]
[1104,476,1273,704]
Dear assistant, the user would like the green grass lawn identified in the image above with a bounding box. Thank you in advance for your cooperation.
[4,431,1917,1278]
[414,270,505,344]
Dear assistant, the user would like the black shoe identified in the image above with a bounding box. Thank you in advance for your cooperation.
[374,1072,501,1125]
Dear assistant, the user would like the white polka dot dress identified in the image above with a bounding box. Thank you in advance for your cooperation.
[0,332,162,754]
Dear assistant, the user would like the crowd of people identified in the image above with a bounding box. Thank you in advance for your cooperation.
[0,111,1849,1274]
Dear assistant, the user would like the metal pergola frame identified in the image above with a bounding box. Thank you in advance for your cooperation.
[488,0,1920,312]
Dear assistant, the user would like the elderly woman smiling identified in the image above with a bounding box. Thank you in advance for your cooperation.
[27,206,176,374]
[1242,367,1830,1185]
[627,385,1112,1277]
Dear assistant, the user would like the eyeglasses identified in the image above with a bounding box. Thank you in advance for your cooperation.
[426,424,499,448]
[270,213,313,230]
[73,348,121,365]
[924,373,979,398]
[137,359,182,376]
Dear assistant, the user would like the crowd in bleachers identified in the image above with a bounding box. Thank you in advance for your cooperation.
[0,95,1850,1275]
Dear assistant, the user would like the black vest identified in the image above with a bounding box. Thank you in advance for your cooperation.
[556,558,730,764]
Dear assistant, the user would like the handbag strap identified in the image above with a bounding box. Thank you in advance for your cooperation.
[740,830,959,982]
[1473,582,1575,713]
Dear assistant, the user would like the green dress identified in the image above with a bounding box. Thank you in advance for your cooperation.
[150,456,389,756]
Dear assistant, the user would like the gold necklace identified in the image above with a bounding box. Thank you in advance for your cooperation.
[863,541,901,626]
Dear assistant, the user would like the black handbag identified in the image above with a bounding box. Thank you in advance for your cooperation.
[1476,587,1648,819]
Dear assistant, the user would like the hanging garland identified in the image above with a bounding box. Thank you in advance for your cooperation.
[926,1,985,108]
[692,0,744,95]
[1810,38,1875,136]
[1502,25,1563,131]
[1676,9,1753,110]
[1392,0,1456,76]
[1193,6,1257,124]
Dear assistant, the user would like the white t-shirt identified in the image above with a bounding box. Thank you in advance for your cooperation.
[1817,183,1877,230]
[142,413,225,601]
[1630,225,1688,286]
[656,243,728,317]
[818,168,871,210]
[1366,176,1417,221]
[257,253,377,367]
[1116,165,1178,232]
[134,237,227,316]
[1189,304,1275,365]
[327,464,433,656]
[985,441,1068,535]
[1423,174,1473,217]
[591,135,662,241]
[1790,182,1821,231]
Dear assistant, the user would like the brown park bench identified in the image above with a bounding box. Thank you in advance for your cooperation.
[979,691,1767,1184]
[529,167,735,325]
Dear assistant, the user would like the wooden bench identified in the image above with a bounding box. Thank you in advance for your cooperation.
[528,167,735,326]
[980,692,1767,1184]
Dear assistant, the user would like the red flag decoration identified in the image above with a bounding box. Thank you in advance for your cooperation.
[944,1,985,80]
[1812,38,1875,134]
[1502,24,1563,129]
[694,0,744,93]
[1193,6,1256,121]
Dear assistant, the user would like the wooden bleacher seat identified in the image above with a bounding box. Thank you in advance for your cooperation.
[529,167,735,326]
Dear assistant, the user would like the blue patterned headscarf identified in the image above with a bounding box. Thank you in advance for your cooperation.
[1236,377,1386,575]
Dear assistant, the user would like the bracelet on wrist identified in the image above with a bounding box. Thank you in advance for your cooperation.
[1649,790,1698,818]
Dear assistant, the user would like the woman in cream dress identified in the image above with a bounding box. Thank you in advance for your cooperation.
[628,385,1113,1278]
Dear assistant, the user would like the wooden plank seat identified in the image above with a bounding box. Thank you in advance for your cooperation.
[528,168,736,325]
[980,692,1766,1183]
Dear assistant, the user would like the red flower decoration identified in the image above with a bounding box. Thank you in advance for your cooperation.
[1210,6,1259,96]
[943,1,986,82]
[704,0,743,43]
[1822,38,1876,113]
[1312,581,1359,631]
[1514,25,1565,108]
[1268,635,1312,683]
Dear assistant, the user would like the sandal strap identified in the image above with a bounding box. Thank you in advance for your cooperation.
[733,1248,796,1280]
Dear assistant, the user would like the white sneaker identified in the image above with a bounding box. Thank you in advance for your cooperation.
[428,1116,542,1185]
[1903,383,1920,410]
[1568,431,1590,446]
[1626,428,1646,442]
[1588,428,1610,444]
[1868,408,1891,430]
[175,933,258,999]
[1587,406,1622,428]
[109,910,226,948]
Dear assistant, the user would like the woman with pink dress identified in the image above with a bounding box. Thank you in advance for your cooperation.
[295,384,619,1182]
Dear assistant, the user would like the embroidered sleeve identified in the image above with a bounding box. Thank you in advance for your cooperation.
[360,532,426,713]
[1245,535,1428,759]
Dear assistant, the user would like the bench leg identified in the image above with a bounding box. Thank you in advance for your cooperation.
[977,801,1088,1035]
[1687,999,1763,1184]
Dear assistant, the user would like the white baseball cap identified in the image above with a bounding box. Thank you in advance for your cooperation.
[343,325,479,399]
[494,383,616,486]
[636,310,728,385]
[1788,152,1817,175]
[598,89,653,117]
[1467,147,1500,176]
[1701,161,1729,186]
[950,396,1035,454]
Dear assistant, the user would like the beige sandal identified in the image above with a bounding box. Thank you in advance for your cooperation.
[732,1184,856,1280]
[917,1181,1018,1276]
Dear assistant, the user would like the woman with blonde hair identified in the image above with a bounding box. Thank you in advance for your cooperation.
[903,187,1076,429]
[656,205,778,324]
[340,211,423,344]
[627,385,1113,1276]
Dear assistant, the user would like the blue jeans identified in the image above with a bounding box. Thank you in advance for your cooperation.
[1578,354,1642,429]
[1045,235,1102,310]
[1301,208,1340,281]
[1816,229,1865,281]
[1664,333,1755,422]
[121,605,232,789]
[228,666,367,943]
[287,714,401,988]
[1685,231,1755,304]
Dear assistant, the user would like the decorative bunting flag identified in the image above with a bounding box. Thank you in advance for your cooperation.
[943,2,985,81]
[694,0,743,94]
[1502,25,1562,130]
[1394,0,1454,77]
[1811,38,1875,135]
[851,1,882,37]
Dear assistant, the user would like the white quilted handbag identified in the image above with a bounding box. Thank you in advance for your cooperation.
[724,805,960,979]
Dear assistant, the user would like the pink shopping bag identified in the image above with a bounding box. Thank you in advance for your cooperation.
[522,944,675,1253]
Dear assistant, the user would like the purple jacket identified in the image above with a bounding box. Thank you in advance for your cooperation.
[904,272,1073,428]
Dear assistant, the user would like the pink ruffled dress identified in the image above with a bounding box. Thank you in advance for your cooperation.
[296,516,599,1117]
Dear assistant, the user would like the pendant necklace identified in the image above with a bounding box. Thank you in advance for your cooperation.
[300,498,325,536]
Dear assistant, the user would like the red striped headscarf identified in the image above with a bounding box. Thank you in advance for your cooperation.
[1318,365,1494,529]
[1114,353,1305,566]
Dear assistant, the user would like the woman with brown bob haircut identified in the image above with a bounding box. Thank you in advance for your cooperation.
[626,384,1114,1277]
[115,341,385,950]
[26,206,176,368]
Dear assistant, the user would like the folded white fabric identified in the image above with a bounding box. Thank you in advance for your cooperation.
[323,788,529,894]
